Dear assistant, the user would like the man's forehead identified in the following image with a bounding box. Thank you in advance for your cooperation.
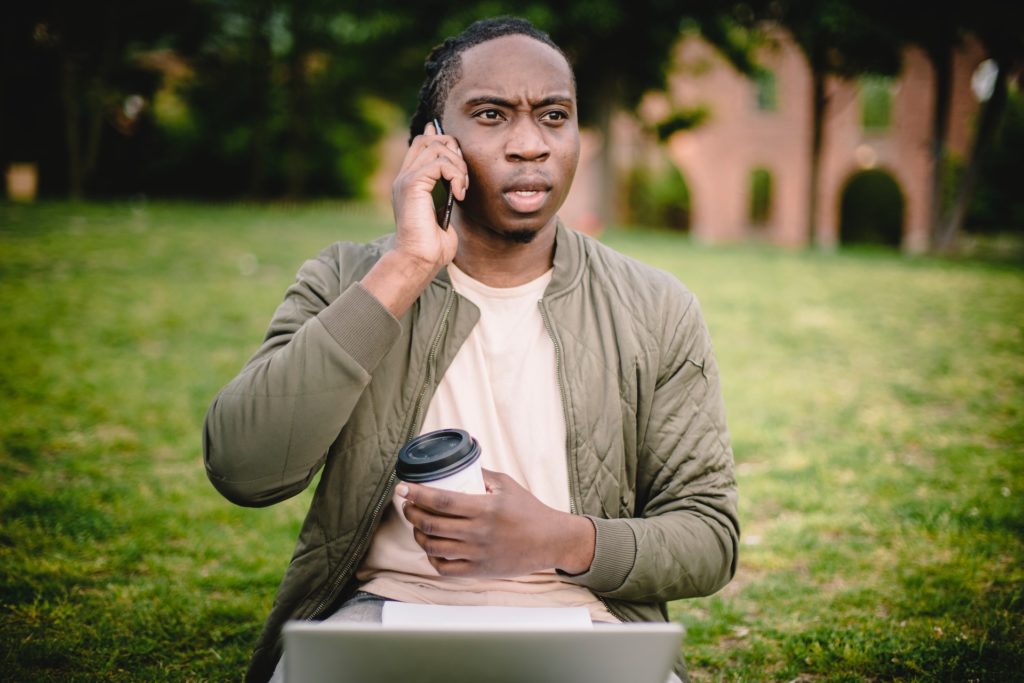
[455,34,575,95]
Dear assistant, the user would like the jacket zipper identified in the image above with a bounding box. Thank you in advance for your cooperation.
[407,288,457,441]
[306,287,457,621]
[539,297,628,624]
[538,299,578,515]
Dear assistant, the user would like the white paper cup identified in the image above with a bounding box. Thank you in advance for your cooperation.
[396,429,486,495]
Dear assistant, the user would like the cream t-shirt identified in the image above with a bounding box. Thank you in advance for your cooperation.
[357,262,617,623]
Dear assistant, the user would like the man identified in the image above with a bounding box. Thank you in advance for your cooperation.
[204,17,738,683]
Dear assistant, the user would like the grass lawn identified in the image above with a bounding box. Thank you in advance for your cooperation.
[1,201,1021,681]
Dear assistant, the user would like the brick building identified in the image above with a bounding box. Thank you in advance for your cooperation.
[617,29,987,251]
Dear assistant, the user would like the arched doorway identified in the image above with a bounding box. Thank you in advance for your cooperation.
[625,156,692,231]
[839,169,905,247]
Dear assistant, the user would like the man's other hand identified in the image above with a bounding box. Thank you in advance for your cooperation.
[398,469,596,578]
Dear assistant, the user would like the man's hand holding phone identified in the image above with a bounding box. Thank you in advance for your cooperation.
[360,120,468,320]
[391,120,467,269]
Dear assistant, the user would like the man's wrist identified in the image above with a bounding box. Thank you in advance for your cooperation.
[389,246,443,280]
[360,249,440,319]
[553,513,596,576]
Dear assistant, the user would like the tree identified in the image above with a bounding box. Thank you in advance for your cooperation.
[1,1,786,203]
[144,0,407,199]
[771,0,901,248]
[867,2,965,252]
[935,3,1024,251]
[2,1,206,198]
[859,0,1024,252]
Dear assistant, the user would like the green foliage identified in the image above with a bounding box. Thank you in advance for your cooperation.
[753,69,777,112]
[626,159,691,230]
[748,167,773,225]
[772,0,902,77]
[860,75,894,131]
[3,203,1021,680]
[969,88,1024,233]
[5,2,784,201]
[655,107,710,141]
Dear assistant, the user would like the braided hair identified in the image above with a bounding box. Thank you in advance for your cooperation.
[408,16,573,143]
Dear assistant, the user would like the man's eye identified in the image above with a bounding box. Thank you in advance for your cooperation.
[543,110,568,122]
[477,109,503,121]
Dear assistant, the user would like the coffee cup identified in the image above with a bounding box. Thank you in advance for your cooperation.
[396,428,486,494]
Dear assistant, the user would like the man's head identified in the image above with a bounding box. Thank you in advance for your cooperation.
[411,17,580,244]
[409,18,574,141]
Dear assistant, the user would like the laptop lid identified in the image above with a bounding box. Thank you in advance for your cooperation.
[283,621,683,683]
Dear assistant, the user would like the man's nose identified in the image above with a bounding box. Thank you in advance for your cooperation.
[505,118,550,162]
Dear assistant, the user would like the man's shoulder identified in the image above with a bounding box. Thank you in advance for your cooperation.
[575,231,695,312]
[315,233,394,266]
[303,234,394,281]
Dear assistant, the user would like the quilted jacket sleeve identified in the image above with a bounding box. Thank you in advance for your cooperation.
[570,291,739,601]
[203,246,400,508]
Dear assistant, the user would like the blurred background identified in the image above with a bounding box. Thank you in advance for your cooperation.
[3,0,1022,253]
[1,2,1022,681]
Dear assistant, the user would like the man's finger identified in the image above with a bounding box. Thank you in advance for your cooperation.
[399,482,487,517]
[403,502,477,540]
[398,146,469,200]
[429,557,477,577]
[412,529,474,561]
[398,129,462,176]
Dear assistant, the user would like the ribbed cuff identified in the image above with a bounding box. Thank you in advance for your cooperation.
[317,282,401,372]
[558,516,636,593]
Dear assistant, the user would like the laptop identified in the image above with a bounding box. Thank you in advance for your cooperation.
[282,620,684,683]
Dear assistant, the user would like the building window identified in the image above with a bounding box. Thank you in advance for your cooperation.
[754,70,777,111]
[749,167,773,226]
[861,76,894,131]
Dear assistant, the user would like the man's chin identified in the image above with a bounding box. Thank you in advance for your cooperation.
[497,227,540,244]
[459,206,557,245]
[479,218,548,245]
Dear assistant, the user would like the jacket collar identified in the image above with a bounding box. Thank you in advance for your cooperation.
[547,219,586,298]
[433,218,586,297]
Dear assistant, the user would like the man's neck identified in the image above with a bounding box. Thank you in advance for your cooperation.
[452,218,557,288]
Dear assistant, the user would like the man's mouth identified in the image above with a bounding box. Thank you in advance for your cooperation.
[502,181,552,213]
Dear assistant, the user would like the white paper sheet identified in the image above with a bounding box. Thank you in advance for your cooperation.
[381,602,593,630]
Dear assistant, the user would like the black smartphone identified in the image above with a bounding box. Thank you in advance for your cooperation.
[431,117,456,231]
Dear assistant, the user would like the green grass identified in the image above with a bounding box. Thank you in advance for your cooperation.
[2,202,1022,681]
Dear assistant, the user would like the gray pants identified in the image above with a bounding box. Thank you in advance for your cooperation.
[269,592,684,683]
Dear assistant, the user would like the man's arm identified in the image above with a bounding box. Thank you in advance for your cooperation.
[203,123,469,508]
[203,261,400,507]
[570,293,739,601]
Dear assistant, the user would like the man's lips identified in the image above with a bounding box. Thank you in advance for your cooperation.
[501,179,552,213]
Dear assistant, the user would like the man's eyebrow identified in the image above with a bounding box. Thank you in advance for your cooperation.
[463,94,575,109]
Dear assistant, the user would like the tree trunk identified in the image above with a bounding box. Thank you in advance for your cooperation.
[935,61,1009,253]
[807,65,827,248]
[247,2,273,198]
[84,21,118,190]
[284,60,309,198]
[60,9,117,200]
[284,5,311,199]
[927,45,953,250]
[61,54,83,200]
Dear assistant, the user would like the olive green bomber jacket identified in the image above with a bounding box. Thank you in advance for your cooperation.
[203,223,739,682]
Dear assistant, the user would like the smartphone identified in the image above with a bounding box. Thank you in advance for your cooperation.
[431,117,456,231]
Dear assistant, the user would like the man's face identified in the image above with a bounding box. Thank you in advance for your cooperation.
[441,35,580,243]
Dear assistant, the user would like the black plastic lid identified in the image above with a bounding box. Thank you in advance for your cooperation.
[396,428,482,483]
